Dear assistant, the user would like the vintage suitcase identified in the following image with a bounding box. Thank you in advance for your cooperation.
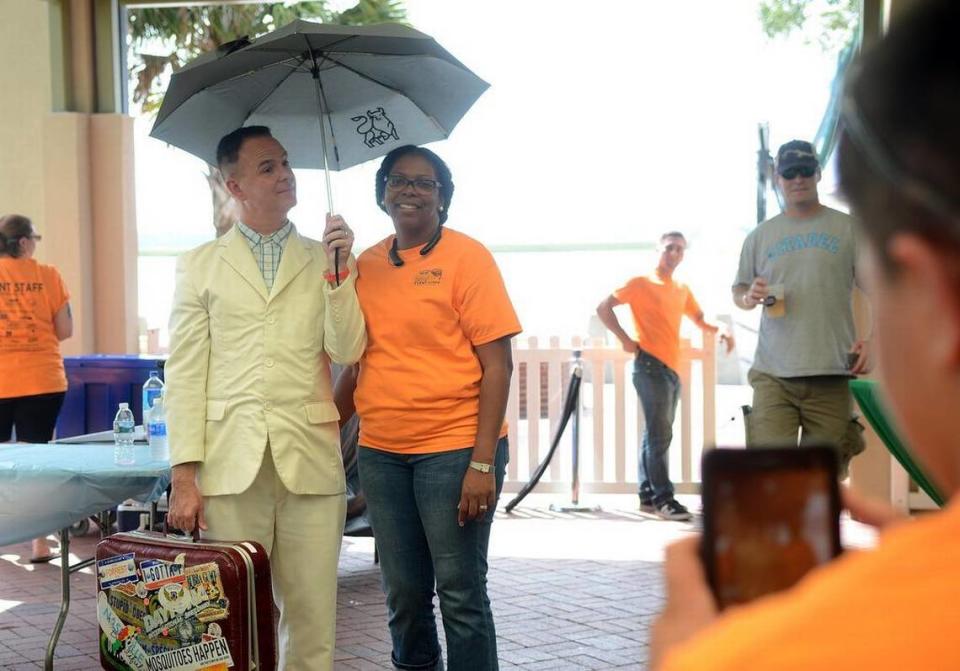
[95,530,276,671]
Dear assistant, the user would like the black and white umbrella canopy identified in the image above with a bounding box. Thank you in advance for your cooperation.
[150,21,489,171]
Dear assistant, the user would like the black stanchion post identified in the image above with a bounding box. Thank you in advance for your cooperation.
[550,350,600,513]
[504,349,583,513]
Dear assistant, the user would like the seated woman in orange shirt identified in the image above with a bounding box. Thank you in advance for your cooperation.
[336,145,521,671]
[0,214,73,563]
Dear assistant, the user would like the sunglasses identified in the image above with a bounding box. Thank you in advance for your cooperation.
[779,166,816,180]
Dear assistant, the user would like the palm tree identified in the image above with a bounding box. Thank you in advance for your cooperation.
[128,0,408,236]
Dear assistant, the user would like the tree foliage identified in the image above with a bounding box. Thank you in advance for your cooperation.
[758,0,858,52]
[129,1,408,114]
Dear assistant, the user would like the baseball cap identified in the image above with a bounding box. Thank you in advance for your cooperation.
[776,140,820,175]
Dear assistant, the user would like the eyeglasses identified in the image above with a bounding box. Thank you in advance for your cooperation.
[779,166,816,180]
[385,174,442,193]
[27,234,42,241]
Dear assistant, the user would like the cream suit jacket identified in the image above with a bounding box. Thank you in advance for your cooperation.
[165,226,366,496]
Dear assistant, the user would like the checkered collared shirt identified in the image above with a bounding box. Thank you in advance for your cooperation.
[235,220,294,293]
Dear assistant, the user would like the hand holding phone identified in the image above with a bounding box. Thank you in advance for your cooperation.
[700,447,842,610]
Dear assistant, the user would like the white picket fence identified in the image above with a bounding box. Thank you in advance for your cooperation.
[504,336,717,495]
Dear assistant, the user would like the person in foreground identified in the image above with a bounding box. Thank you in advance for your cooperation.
[335,145,520,670]
[597,232,733,521]
[651,2,960,668]
[164,126,365,669]
[0,214,73,563]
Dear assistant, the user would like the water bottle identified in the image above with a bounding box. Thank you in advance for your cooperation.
[113,402,136,466]
[142,370,165,419]
[147,394,169,462]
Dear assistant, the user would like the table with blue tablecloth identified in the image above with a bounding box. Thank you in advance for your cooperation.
[0,442,169,669]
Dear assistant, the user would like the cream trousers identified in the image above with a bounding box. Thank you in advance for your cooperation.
[203,447,346,670]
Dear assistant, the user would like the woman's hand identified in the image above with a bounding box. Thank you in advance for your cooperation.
[650,537,719,669]
[842,486,908,530]
[458,466,495,527]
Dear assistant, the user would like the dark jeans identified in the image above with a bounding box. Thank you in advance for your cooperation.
[632,352,680,505]
[359,439,508,671]
[0,392,66,442]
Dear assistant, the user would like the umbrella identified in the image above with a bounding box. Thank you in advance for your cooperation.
[150,20,489,278]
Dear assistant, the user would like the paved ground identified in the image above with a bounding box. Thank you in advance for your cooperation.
[0,494,876,670]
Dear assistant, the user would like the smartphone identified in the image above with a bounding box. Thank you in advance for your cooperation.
[700,447,842,610]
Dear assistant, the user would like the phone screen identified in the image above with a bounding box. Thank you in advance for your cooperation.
[701,447,841,610]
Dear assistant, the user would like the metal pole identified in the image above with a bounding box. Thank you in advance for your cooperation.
[571,366,581,506]
[45,528,70,671]
[308,44,342,285]
[310,68,335,212]
[550,351,600,513]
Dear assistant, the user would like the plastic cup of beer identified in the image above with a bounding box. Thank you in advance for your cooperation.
[765,284,785,318]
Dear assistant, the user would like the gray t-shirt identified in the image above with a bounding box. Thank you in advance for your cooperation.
[734,206,861,378]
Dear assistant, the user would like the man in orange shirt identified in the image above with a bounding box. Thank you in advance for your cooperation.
[651,2,960,667]
[597,232,732,520]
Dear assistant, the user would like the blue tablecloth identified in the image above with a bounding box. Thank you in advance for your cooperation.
[0,443,170,546]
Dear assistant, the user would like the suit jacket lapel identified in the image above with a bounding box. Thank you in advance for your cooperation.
[269,232,311,303]
[218,227,269,303]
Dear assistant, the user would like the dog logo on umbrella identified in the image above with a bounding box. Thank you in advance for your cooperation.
[352,108,400,148]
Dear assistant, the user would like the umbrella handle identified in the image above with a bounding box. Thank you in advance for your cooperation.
[334,243,340,288]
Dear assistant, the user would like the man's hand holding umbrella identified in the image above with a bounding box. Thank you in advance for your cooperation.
[322,213,354,285]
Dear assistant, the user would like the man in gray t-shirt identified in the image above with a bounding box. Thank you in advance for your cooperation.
[732,140,870,474]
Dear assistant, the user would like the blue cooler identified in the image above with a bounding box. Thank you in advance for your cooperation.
[57,355,167,438]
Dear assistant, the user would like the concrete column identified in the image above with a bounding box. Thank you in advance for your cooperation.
[42,112,139,356]
[0,0,53,227]
[847,291,897,505]
[43,113,96,356]
[91,114,139,354]
[886,0,925,26]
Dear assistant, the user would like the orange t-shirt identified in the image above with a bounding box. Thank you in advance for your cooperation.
[613,272,702,373]
[355,228,522,453]
[660,497,960,670]
[0,258,69,398]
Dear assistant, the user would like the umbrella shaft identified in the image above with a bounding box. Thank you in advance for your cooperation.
[311,70,335,213]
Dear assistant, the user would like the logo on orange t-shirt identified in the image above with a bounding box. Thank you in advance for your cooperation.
[414,268,443,286]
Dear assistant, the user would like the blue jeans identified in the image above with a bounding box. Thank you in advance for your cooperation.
[633,351,681,504]
[358,438,509,671]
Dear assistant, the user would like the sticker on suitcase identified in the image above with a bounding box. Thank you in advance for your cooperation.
[142,562,230,638]
[98,592,151,671]
[98,553,139,590]
[143,637,234,671]
[140,553,187,590]
[100,559,235,671]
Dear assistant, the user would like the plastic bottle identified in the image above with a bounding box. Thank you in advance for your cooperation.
[142,370,165,420]
[113,402,136,466]
[147,394,169,462]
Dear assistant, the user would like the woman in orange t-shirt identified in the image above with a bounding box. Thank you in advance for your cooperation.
[0,214,73,563]
[335,145,521,670]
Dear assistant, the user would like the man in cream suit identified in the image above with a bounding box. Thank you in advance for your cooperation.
[165,126,365,670]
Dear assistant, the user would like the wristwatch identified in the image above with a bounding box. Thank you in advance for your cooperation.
[469,460,492,474]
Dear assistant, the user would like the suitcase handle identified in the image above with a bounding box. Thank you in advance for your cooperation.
[162,519,201,542]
